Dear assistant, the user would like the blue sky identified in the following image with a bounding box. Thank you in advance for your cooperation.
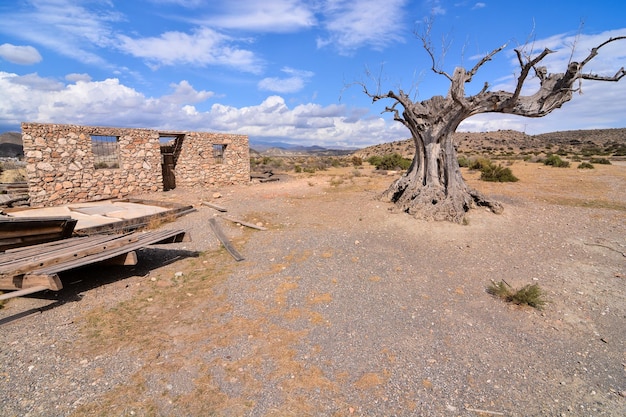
[0,0,625,147]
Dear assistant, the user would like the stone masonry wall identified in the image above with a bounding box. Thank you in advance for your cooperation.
[22,123,163,207]
[22,123,250,208]
[174,132,250,188]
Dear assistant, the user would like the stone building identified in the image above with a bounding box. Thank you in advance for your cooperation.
[21,122,249,207]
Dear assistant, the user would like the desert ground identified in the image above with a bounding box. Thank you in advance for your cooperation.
[1,160,625,416]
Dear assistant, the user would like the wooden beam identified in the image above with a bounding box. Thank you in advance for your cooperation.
[222,216,267,231]
[100,251,138,266]
[208,218,244,261]
[0,285,49,301]
[202,201,228,212]
[0,273,62,291]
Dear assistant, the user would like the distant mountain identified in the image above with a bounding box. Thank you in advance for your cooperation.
[249,139,356,156]
[0,132,23,157]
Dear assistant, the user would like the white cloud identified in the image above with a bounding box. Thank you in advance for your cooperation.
[65,73,92,83]
[317,0,407,53]
[258,67,314,93]
[0,72,402,146]
[117,28,263,73]
[472,2,486,10]
[0,44,43,65]
[0,1,119,67]
[199,0,317,32]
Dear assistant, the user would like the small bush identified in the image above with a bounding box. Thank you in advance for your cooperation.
[487,280,547,310]
[468,157,492,171]
[294,165,302,173]
[457,156,471,167]
[577,162,594,169]
[368,153,411,170]
[480,163,518,182]
[543,154,570,168]
[351,156,363,166]
[589,158,611,165]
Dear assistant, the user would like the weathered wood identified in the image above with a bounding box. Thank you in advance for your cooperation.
[0,229,189,293]
[0,285,49,301]
[208,218,244,261]
[0,216,77,251]
[222,216,267,231]
[202,201,228,212]
[100,251,138,266]
[0,273,62,292]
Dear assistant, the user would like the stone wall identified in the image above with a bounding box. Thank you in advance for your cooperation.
[174,131,250,187]
[21,122,250,207]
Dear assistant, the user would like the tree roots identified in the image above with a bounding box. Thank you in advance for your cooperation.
[380,178,503,223]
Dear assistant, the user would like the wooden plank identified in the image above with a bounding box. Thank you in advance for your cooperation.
[201,201,228,212]
[208,218,244,261]
[221,216,267,231]
[0,229,188,294]
[31,230,188,275]
[0,233,139,276]
[0,286,49,301]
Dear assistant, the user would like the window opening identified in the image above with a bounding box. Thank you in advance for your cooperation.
[213,144,226,163]
[91,135,120,169]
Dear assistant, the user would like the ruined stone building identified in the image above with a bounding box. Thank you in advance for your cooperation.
[21,122,250,207]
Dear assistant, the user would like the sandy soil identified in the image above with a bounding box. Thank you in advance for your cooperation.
[1,161,625,417]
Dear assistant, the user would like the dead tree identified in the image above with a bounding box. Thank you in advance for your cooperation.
[363,35,625,222]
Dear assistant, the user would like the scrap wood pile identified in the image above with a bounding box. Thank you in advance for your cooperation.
[0,229,188,300]
[0,182,29,208]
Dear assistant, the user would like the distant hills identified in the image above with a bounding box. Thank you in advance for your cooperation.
[353,128,626,160]
[0,132,23,158]
[2,128,625,159]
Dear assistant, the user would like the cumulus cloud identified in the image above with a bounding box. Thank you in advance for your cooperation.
[258,67,314,93]
[317,0,407,53]
[117,28,263,73]
[0,44,43,65]
[0,72,402,147]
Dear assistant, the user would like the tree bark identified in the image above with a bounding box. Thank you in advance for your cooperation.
[363,35,625,223]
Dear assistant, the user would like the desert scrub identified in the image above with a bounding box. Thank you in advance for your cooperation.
[367,153,411,171]
[577,162,595,169]
[480,164,518,182]
[487,280,547,309]
[543,154,570,168]
[589,157,611,165]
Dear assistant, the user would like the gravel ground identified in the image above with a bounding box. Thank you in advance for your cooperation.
[1,166,625,417]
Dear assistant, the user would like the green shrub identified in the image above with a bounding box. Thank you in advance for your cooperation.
[589,158,611,165]
[468,157,492,171]
[457,156,471,167]
[577,162,594,169]
[294,165,302,173]
[487,280,547,309]
[480,163,519,182]
[368,153,411,170]
[366,155,382,166]
[543,154,570,168]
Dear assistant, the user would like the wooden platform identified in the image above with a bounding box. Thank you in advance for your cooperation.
[0,228,189,299]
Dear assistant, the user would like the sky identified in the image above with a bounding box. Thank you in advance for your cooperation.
[0,0,625,148]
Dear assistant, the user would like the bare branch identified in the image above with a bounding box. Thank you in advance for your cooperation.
[415,18,452,81]
[579,35,626,68]
[510,47,556,103]
[466,43,508,81]
[580,67,626,82]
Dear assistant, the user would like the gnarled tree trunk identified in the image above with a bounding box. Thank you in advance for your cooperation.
[363,35,625,223]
